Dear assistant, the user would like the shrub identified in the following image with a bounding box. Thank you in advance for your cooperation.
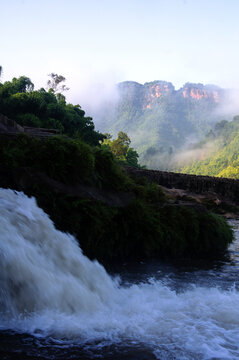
[93,146,132,190]
[0,134,94,184]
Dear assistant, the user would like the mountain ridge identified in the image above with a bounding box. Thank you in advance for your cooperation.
[117,80,224,109]
[99,80,227,169]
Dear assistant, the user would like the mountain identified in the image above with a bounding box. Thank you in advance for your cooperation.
[98,80,226,169]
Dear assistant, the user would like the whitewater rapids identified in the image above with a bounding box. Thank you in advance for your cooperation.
[0,188,239,359]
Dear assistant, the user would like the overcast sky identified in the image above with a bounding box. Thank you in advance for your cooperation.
[1,0,239,107]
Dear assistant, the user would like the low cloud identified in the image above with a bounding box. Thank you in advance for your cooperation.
[172,141,216,169]
[66,70,121,126]
[214,88,239,120]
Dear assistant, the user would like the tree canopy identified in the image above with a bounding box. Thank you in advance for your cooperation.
[102,131,140,167]
[0,75,104,146]
[47,73,69,93]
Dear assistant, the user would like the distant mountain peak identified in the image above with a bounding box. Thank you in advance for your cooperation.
[117,80,222,111]
[99,79,228,170]
[142,81,174,109]
[179,83,222,103]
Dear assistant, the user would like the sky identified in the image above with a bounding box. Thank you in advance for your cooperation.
[1,0,239,109]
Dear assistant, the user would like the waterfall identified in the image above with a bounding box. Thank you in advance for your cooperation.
[1,188,239,359]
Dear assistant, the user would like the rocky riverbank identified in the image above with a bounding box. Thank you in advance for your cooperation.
[126,166,239,219]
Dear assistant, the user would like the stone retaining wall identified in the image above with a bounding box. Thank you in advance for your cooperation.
[126,167,239,204]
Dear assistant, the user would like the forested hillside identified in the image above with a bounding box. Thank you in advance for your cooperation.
[180,116,239,179]
[98,80,226,169]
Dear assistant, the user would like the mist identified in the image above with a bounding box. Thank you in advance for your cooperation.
[214,88,239,120]
[66,71,121,129]
[65,74,239,171]
[172,142,216,168]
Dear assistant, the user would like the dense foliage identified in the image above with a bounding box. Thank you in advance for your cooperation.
[38,194,232,261]
[180,116,239,178]
[0,75,104,145]
[0,134,94,184]
[0,134,233,261]
[101,131,140,168]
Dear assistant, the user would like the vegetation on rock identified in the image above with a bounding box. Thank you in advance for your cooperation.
[0,72,234,261]
[0,133,233,262]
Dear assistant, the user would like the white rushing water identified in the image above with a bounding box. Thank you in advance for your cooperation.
[1,188,239,359]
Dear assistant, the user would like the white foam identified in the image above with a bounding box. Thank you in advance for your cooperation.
[0,188,239,359]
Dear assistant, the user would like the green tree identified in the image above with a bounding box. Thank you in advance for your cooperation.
[215,120,228,133]
[102,131,140,167]
[47,73,69,93]
[125,148,139,167]
[0,75,104,146]
[3,76,34,94]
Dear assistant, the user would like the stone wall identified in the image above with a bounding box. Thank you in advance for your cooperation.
[126,167,239,204]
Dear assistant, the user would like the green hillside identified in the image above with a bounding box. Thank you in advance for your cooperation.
[180,116,239,178]
[99,81,225,169]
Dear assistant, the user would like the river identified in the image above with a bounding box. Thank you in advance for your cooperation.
[0,188,239,359]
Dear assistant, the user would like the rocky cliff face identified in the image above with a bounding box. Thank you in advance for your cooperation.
[179,83,222,103]
[117,81,224,111]
[143,81,175,109]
